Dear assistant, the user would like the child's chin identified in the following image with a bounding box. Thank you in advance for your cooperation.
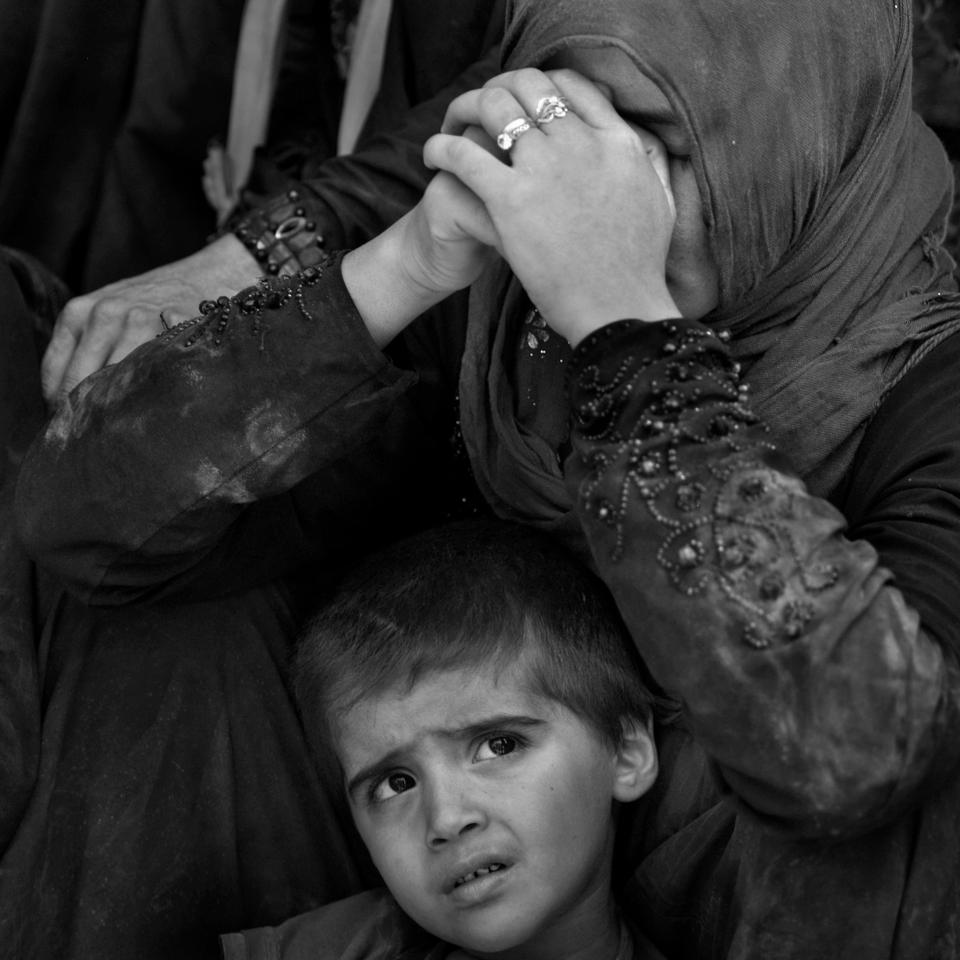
[452,933,528,957]
[446,918,538,957]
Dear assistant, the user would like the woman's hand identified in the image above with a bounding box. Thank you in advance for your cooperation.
[425,68,681,346]
[42,235,261,404]
[342,132,500,348]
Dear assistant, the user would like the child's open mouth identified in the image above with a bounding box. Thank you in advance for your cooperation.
[453,862,507,888]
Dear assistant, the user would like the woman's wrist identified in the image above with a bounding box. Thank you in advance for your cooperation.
[341,214,450,348]
[545,287,682,347]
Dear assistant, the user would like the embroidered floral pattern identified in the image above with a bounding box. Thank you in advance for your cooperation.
[571,318,841,648]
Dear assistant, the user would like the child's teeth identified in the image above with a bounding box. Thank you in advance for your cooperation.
[455,863,504,887]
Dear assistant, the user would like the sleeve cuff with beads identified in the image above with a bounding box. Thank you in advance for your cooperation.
[16,254,415,599]
[230,187,337,276]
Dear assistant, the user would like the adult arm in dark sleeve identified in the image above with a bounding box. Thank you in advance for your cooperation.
[16,258,471,605]
[40,4,503,402]
[565,318,960,838]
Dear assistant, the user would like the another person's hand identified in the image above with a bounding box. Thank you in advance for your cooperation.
[342,130,499,347]
[426,68,680,346]
[42,234,261,404]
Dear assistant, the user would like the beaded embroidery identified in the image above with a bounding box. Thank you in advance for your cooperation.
[157,257,333,351]
[523,308,552,355]
[573,319,840,649]
[232,188,329,276]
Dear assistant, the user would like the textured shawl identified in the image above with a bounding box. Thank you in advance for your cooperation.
[462,0,960,516]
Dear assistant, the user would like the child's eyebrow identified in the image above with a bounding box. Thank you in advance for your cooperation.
[345,714,545,800]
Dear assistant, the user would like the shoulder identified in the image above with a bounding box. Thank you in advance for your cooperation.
[220,889,441,960]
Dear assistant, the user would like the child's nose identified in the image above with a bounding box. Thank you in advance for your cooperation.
[424,777,487,848]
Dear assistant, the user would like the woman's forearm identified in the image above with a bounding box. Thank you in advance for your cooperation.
[566,318,960,837]
[341,215,452,348]
[16,257,417,601]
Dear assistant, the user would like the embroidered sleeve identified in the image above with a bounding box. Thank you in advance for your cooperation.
[567,318,960,836]
[15,256,423,602]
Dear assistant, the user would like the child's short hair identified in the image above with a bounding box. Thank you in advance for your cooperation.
[294,519,658,753]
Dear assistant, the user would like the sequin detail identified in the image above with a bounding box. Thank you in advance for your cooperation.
[573,319,840,649]
[156,258,333,351]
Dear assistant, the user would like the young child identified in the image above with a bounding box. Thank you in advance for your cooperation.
[221,520,666,960]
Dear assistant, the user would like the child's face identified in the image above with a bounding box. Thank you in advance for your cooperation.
[334,661,654,959]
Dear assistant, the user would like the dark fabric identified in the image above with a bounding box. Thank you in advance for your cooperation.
[220,890,442,960]
[566,316,960,959]
[464,0,960,512]
[221,888,668,960]
[4,271,481,959]
[14,264,475,606]
[0,0,247,291]
[912,0,960,265]
[840,328,960,653]
[8,3,960,959]
[0,258,43,856]
[460,263,583,551]
[236,4,505,254]
[16,250,960,959]
[3,587,378,960]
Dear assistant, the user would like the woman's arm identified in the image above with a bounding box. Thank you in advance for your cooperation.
[426,66,960,834]
[15,255,474,604]
[566,318,960,837]
[40,40,503,405]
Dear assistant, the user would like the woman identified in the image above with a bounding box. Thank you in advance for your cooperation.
[13,0,960,958]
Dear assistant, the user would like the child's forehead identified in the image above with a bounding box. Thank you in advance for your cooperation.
[353,662,542,723]
[332,663,566,758]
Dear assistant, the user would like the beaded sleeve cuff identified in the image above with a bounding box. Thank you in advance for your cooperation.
[232,188,331,277]
[158,253,340,349]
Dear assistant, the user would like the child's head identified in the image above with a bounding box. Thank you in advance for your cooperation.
[295,520,658,957]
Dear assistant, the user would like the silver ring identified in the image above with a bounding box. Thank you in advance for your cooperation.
[535,95,570,125]
[496,116,534,151]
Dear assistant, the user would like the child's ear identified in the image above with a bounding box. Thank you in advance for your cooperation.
[611,715,658,802]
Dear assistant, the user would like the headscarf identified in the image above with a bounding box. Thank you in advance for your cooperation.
[460,0,960,533]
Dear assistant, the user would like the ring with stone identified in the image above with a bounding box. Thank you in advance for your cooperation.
[535,95,570,124]
[496,116,534,151]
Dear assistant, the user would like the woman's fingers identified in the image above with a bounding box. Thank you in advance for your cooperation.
[635,127,675,218]
[539,68,625,127]
[441,84,547,151]
[442,67,626,140]
[423,132,513,206]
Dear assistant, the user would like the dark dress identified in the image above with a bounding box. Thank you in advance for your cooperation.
[219,888,667,960]
[12,258,960,959]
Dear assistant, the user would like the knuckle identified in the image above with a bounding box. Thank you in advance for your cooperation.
[512,67,546,87]
[482,70,515,89]
[545,67,578,85]
[91,297,126,323]
[126,305,154,326]
[478,86,512,114]
[59,297,89,324]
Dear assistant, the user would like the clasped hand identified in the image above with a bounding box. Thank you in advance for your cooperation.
[410,67,681,346]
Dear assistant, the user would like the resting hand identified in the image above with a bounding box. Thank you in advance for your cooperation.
[426,68,680,346]
[42,234,261,403]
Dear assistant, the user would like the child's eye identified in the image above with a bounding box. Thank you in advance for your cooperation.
[474,735,520,761]
[370,771,416,802]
